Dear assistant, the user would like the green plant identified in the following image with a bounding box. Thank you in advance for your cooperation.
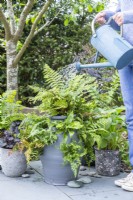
[30,64,98,117]
[19,114,52,161]
[0,120,21,149]
[20,112,88,176]
[20,64,99,175]
[88,106,126,150]
[0,90,24,132]
[0,90,25,151]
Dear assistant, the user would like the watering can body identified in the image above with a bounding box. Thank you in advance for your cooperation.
[76,18,133,72]
[91,23,133,70]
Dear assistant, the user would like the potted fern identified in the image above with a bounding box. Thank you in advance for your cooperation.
[20,64,97,185]
[88,106,126,176]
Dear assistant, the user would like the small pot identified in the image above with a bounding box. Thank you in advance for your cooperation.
[1,148,27,177]
[95,148,121,176]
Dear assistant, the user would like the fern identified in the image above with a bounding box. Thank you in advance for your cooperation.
[43,64,64,89]
[0,91,24,130]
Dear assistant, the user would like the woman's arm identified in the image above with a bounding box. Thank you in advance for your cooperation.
[105,1,121,20]
[95,1,120,30]
[123,11,133,24]
[104,1,121,30]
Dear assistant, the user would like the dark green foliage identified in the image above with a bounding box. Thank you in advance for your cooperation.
[20,64,98,174]
[0,49,6,93]
[18,17,92,105]
[30,64,98,116]
[0,0,105,105]
[0,91,24,131]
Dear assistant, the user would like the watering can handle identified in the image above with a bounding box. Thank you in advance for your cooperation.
[91,17,123,37]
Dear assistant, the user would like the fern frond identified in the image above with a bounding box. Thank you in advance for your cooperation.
[43,64,64,89]
[29,85,44,93]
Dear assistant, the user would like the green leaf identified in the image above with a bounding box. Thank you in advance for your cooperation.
[64,19,69,26]
[68,131,75,138]
[88,5,93,12]
[31,16,36,24]
[65,112,74,124]
[67,121,83,129]
[56,122,64,129]
[53,99,68,109]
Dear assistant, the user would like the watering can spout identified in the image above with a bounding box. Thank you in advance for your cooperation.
[76,62,113,72]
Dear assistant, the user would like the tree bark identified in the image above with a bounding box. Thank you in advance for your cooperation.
[0,0,53,96]
[6,39,18,92]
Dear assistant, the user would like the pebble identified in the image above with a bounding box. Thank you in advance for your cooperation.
[78,171,89,176]
[67,180,83,188]
[79,166,87,171]
[22,174,30,178]
[77,177,92,184]
[93,174,102,178]
[87,171,96,176]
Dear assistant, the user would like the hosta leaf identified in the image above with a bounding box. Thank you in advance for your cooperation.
[98,118,112,130]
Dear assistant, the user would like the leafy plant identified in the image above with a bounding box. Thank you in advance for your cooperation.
[0,90,24,131]
[0,121,21,149]
[30,64,98,117]
[21,64,99,175]
[0,90,25,151]
[88,106,126,150]
[60,141,86,176]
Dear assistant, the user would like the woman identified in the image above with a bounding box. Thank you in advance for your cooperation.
[96,0,133,192]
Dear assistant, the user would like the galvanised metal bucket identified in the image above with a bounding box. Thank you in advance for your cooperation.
[91,18,133,70]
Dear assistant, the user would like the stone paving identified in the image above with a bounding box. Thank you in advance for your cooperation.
[0,161,133,200]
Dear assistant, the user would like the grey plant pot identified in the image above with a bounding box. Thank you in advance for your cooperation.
[41,134,78,185]
[1,148,27,177]
[95,148,121,176]
[41,116,79,185]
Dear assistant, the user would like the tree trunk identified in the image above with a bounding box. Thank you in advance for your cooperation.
[6,39,18,92]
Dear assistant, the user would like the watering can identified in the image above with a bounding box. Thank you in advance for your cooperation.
[76,17,133,71]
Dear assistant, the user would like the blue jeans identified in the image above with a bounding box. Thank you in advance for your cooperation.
[118,64,133,168]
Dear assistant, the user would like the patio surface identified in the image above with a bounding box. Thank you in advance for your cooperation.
[0,161,133,200]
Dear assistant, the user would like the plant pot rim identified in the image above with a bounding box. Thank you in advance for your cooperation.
[0,148,25,153]
[94,147,119,152]
[50,116,67,120]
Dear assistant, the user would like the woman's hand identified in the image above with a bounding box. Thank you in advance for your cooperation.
[95,12,106,24]
[112,12,124,26]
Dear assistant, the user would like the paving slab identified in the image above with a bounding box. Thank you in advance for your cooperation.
[70,189,133,200]
[0,162,70,200]
[0,161,133,200]
[30,161,133,200]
